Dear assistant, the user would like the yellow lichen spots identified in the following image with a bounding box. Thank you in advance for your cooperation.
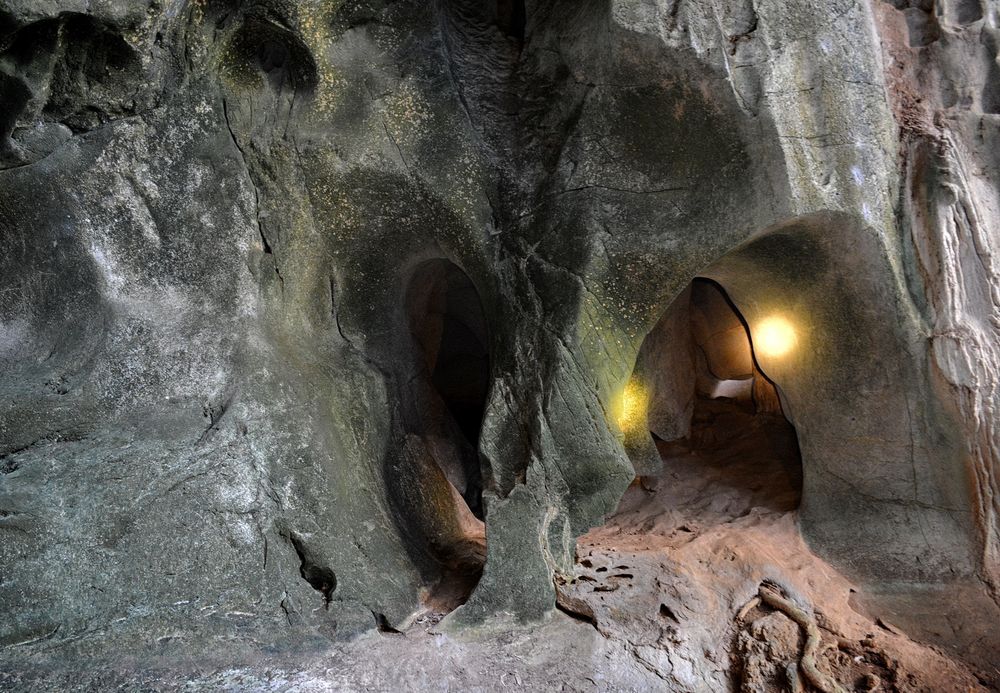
[308,177,365,243]
[298,1,345,118]
[377,83,433,157]
[218,57,264,93]
[614,379,649,433]
[754,315,797,358]
[214,25,265,93]
[385,85,431,131]
[190,0,208,24]
[311,69,347,118]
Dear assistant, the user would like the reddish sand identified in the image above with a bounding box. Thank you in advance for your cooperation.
[559,399,987,691]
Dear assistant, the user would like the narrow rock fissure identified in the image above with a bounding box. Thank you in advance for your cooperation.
[222,97,277,263]
[372,611,401,633]
[554,600,599,630]
[287,533,337,609]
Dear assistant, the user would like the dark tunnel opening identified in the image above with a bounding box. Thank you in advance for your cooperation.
[406,259,491,519]
[402,259,491,612]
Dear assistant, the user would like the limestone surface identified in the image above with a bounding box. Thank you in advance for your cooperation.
[1,0,998,689]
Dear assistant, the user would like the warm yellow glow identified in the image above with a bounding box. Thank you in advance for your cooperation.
[755,315,797,357]
[615,380,649,432]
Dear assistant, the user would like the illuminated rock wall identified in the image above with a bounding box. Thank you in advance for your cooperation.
[0,0,997,672]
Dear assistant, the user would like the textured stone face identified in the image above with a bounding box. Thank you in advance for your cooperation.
[0,0,998,679]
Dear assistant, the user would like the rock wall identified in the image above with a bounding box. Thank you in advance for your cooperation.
[0,0,997,671]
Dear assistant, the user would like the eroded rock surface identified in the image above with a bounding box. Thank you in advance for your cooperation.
[1,0,999,688]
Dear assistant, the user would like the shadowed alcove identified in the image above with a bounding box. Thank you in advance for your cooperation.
[496,0,526,42]
[400,258,491,611]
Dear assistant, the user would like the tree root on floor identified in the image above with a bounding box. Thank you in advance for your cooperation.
[736,595,761,621]
[753,583,848,693]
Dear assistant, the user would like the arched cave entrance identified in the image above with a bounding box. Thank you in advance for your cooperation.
[403,259,491,611]
[587,277,803,545]
[561,277,805,633]
[643,277,803,513]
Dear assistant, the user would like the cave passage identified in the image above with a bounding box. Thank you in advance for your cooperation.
[681,278,802,511]
[404,259,491,611]
[407,260,491,519]
[567,278,807,640]
[632,277,803,520]
[496,0,526,42]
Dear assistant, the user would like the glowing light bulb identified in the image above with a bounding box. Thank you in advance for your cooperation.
[755,316,797,357]
[616,380,648,432]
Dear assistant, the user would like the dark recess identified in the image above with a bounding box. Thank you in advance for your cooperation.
[372,611,401,633]
[0,11,18,41]
[407,259,490,519]
[288,533,337,608]
[496,0,526,42]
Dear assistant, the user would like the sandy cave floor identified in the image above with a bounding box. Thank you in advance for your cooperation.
[554,399,991,691]
[2,401,994,692]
